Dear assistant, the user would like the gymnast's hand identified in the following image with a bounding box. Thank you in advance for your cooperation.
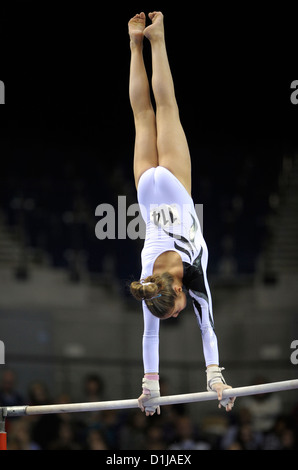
[206,366,236,412]
[211,382,236,412]
[138,375,161,417]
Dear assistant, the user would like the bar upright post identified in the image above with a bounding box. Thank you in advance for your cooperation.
[0,408,7,451]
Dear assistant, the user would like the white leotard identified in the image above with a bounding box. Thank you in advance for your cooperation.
[137,166,219,373]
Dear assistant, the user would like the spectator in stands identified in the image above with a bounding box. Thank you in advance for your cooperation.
[0,369,24,407]
[220,406,263,450]
[7,417,41,450]
[168,414,211,450]
[27,381,60,449]
[240,375,282,434]
[83,374,105,402]
[80,374,106,426]
[85,429,109,450]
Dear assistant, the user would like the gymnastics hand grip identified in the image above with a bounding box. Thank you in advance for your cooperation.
[138,376,161,415]
[206,365,232,408]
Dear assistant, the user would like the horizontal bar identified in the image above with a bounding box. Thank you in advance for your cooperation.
[5,379,298,417]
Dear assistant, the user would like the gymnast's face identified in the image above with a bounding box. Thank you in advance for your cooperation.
[162,288,187,320]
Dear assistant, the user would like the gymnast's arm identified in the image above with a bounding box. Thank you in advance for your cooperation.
[137,302,161,416]
[190,294,219,367]
[142,301,160,374]
[190,292,235,411]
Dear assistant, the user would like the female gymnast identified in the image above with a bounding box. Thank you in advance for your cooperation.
[128,12,235,416]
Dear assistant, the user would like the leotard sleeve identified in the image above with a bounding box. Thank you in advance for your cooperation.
[189,290,219,366]
[142,301,160,374]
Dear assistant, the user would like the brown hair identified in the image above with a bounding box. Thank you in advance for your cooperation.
[130,272,177,319]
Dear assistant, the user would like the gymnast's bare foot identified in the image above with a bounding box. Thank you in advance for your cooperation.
[128,12,146,46]
[144,11,165,42]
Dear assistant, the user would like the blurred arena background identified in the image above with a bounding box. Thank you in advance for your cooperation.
[0,2,297,450]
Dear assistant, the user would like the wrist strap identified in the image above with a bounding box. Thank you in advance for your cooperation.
[142,376,160,395]
[206,366,226,390]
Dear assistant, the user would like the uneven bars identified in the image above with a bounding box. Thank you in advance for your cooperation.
[4,379,298,417]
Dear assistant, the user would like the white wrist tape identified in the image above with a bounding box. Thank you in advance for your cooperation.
[142,377,160,396]
[206,366,226,391]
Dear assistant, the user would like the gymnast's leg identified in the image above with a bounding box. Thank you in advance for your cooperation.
[128,13,158,189]
[144,12,192,196]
